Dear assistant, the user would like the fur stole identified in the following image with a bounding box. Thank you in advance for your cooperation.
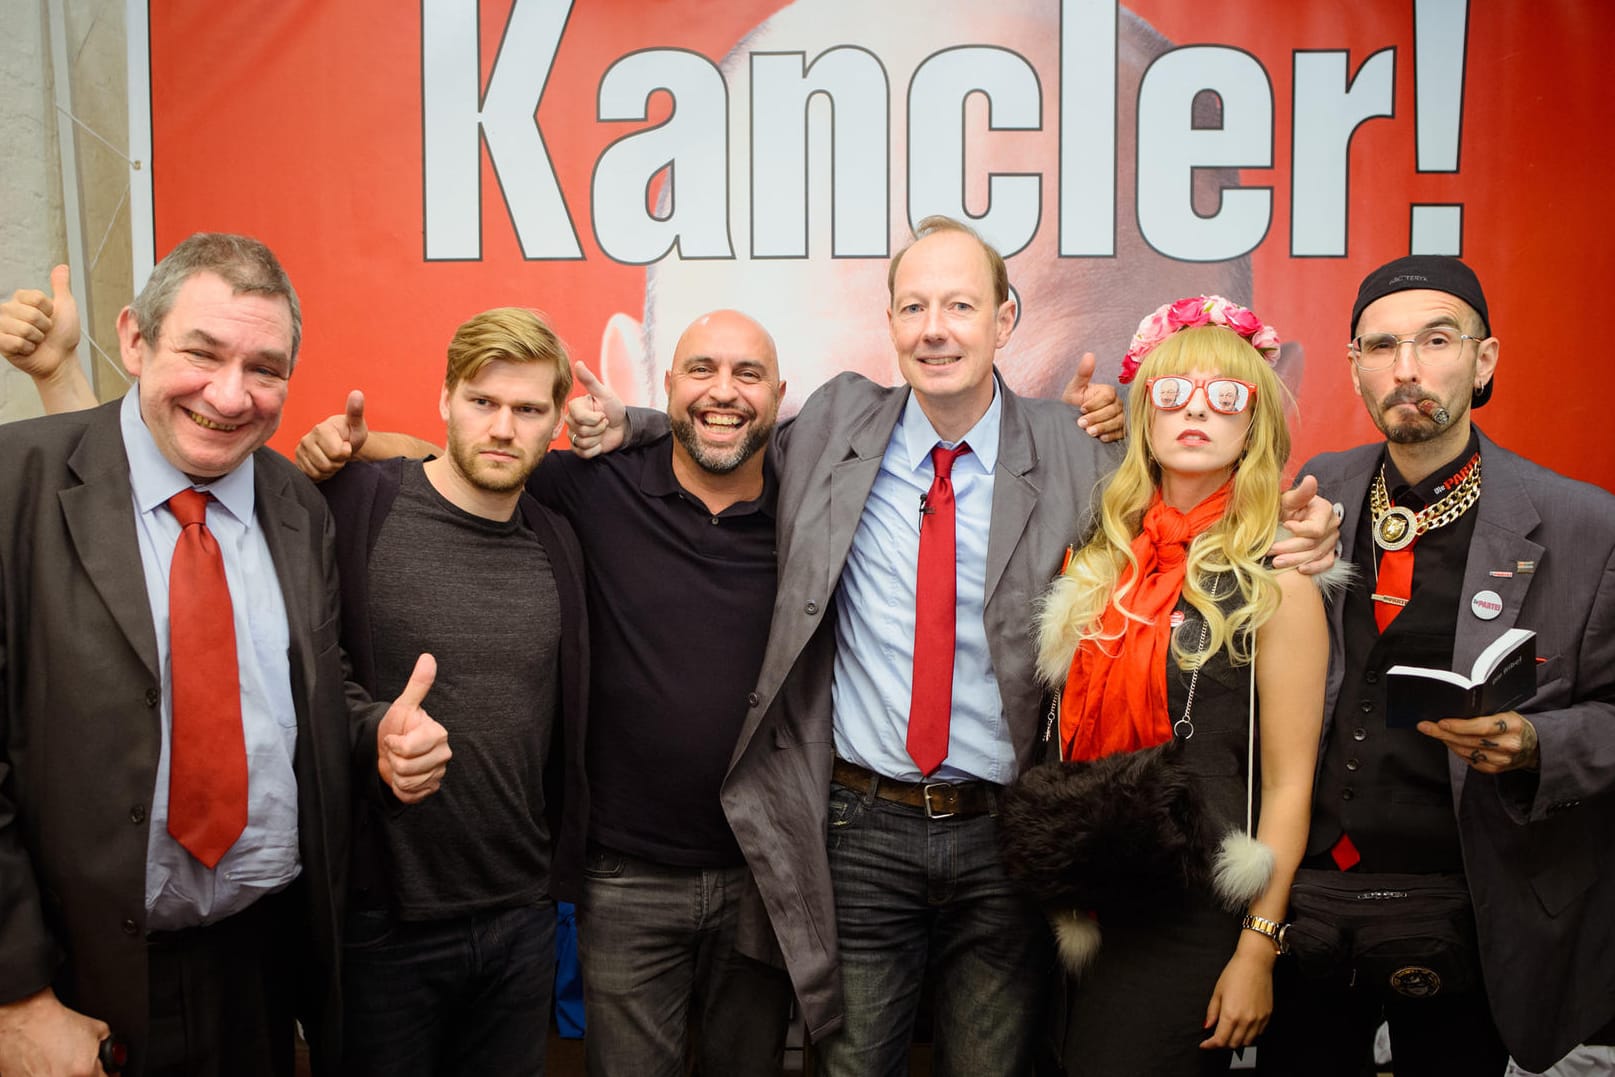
[1000,743,1277,973]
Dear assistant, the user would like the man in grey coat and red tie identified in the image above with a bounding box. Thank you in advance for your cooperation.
[1257,256,1615,1076]
[575,215,1342,1074]
[0,234,449,1076]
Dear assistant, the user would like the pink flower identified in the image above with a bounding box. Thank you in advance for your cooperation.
[1166,297,1211,329]
[1120,294,1281,380]
[1223,306,1262,336]
[1250,325,1280,357]
[1119,351,1143,384]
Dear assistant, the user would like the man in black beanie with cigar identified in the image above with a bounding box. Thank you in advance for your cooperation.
[1256,256,1615,1075]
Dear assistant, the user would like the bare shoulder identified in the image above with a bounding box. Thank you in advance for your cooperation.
[1264,565,1326,637]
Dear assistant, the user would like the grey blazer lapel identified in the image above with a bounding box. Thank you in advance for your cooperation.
[1446,437,1543,803]
[254,458,316,686]
[984,384,1036,605]
[1318,447,1377,734]
[61,407,159,679]
[825,388,908,592]
[1452,434,1542,671]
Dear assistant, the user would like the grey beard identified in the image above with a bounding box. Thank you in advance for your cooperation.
[671,416,769,475]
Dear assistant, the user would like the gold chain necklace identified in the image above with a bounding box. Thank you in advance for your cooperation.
[1369,455,1482,552]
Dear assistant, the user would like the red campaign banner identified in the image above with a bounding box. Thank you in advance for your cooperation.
[139,0,1615,491]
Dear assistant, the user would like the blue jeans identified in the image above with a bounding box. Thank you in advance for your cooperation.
[814,782,1055,1077]
[578,844,793,1077]
[342,901,555,1076]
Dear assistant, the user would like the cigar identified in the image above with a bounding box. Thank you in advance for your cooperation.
[1416,399,1450,425]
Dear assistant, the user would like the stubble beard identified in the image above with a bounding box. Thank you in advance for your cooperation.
[1375,389,1463,445]
[447,429,533,494]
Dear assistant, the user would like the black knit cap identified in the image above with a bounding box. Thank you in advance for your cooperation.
[1351,255,1493,407]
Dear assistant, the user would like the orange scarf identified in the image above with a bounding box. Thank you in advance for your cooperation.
[1059,481,1233,761]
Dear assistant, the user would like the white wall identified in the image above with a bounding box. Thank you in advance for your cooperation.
[0,0,131,421]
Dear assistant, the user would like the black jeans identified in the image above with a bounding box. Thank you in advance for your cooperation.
[342,900,556,1076]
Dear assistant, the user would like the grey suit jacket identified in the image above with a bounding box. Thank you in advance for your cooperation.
[714,372,1120,1038]
[1306,429,1615,1071]
[0,401,376,1075]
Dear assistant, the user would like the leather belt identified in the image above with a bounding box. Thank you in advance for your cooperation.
[831,757,1000,819]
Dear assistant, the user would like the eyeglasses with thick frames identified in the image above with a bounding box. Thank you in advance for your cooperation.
[1350,326,1481,371]
[1144,375,1258,415]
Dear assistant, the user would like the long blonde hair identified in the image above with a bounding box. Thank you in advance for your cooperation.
[1061,325,1291,667]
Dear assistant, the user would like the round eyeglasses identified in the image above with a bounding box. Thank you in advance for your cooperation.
[1144,375,1257,415]
[1350,326,1481,371]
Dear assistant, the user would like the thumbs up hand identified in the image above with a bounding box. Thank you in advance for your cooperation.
[376,653,451,803]
[0,264,80,379]
[295,390,370,482]
[1061,352,1125,442]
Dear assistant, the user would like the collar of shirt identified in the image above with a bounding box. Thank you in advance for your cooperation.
[120,386,257,526]
[635,432,778,518]
[1380,427,1480,511]
[896,376,1002,476]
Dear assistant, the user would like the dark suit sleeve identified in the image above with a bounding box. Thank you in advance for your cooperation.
[0,557,59,1003]
[622,406,671,448]
[1501,539,1615,820]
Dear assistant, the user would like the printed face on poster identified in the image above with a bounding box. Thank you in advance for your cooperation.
[131,0,1614,490]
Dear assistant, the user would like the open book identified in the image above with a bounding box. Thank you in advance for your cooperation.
[1385,628,1536,729]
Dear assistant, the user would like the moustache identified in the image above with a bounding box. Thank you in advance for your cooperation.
[1381,387,1439,412]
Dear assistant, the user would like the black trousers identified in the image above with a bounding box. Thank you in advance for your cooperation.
[142,890,298,1077]
[1255,951,1507,1077]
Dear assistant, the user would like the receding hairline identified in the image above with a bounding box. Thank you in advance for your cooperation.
[887,216,1010,309]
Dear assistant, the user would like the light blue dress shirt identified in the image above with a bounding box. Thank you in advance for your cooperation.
[120,389,300,930]
[831,384,1014,784]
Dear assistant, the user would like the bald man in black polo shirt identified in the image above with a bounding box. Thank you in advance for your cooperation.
[295,309,796,1077]
[1257,257,1615,1076]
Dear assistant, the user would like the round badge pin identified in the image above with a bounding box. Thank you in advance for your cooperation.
[1470,590,1504,620]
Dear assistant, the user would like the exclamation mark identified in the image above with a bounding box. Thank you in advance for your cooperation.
[1410,0,1468,254]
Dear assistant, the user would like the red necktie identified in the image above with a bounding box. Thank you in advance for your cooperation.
[166,489,248,868]
[1373,539,1415,632]
[907,443,971,776]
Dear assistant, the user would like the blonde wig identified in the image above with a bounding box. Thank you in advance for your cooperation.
[1057,325,1293,669]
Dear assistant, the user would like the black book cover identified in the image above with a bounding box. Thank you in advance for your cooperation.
[1385,628,1536,729]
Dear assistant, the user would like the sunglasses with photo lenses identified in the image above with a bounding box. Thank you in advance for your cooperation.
[1144,375,1257,415]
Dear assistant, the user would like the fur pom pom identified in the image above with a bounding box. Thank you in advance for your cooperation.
[1274,524,1357,599]
[1051,909,1103,974]
[1211,829,1275,911]
[998,743,1213,913]
[1034,574,1087,687]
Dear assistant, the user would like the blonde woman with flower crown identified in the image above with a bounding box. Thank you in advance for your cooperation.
[1001,297,1330,1075]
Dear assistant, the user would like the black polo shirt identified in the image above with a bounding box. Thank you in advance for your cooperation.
[1311,431,1481,873]
[528,435,778,868]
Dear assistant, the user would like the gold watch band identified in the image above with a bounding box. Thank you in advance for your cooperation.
[1240,913,1290,954]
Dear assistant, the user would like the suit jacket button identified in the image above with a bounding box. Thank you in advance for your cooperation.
[121,918,139,936]
[145,687,160,707]
[748,692,761,707]
[805,601,819,615]
[130,805,146,825]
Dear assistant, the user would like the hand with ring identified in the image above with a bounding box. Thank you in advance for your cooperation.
[1416,711,1540,774]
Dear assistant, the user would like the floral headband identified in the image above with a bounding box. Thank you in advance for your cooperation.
[1118,295,1281,384]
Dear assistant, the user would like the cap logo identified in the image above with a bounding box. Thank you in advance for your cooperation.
[1388,274,1430,285]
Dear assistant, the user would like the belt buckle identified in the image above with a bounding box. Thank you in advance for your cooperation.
[922,782,956,819]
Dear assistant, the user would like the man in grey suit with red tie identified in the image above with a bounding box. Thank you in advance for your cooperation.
[573,214,1339,1074]
[0,234,449,1076]
[1258,256,1615,1076]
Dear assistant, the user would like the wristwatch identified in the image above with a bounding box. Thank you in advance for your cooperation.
[1241,912,1291,954]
